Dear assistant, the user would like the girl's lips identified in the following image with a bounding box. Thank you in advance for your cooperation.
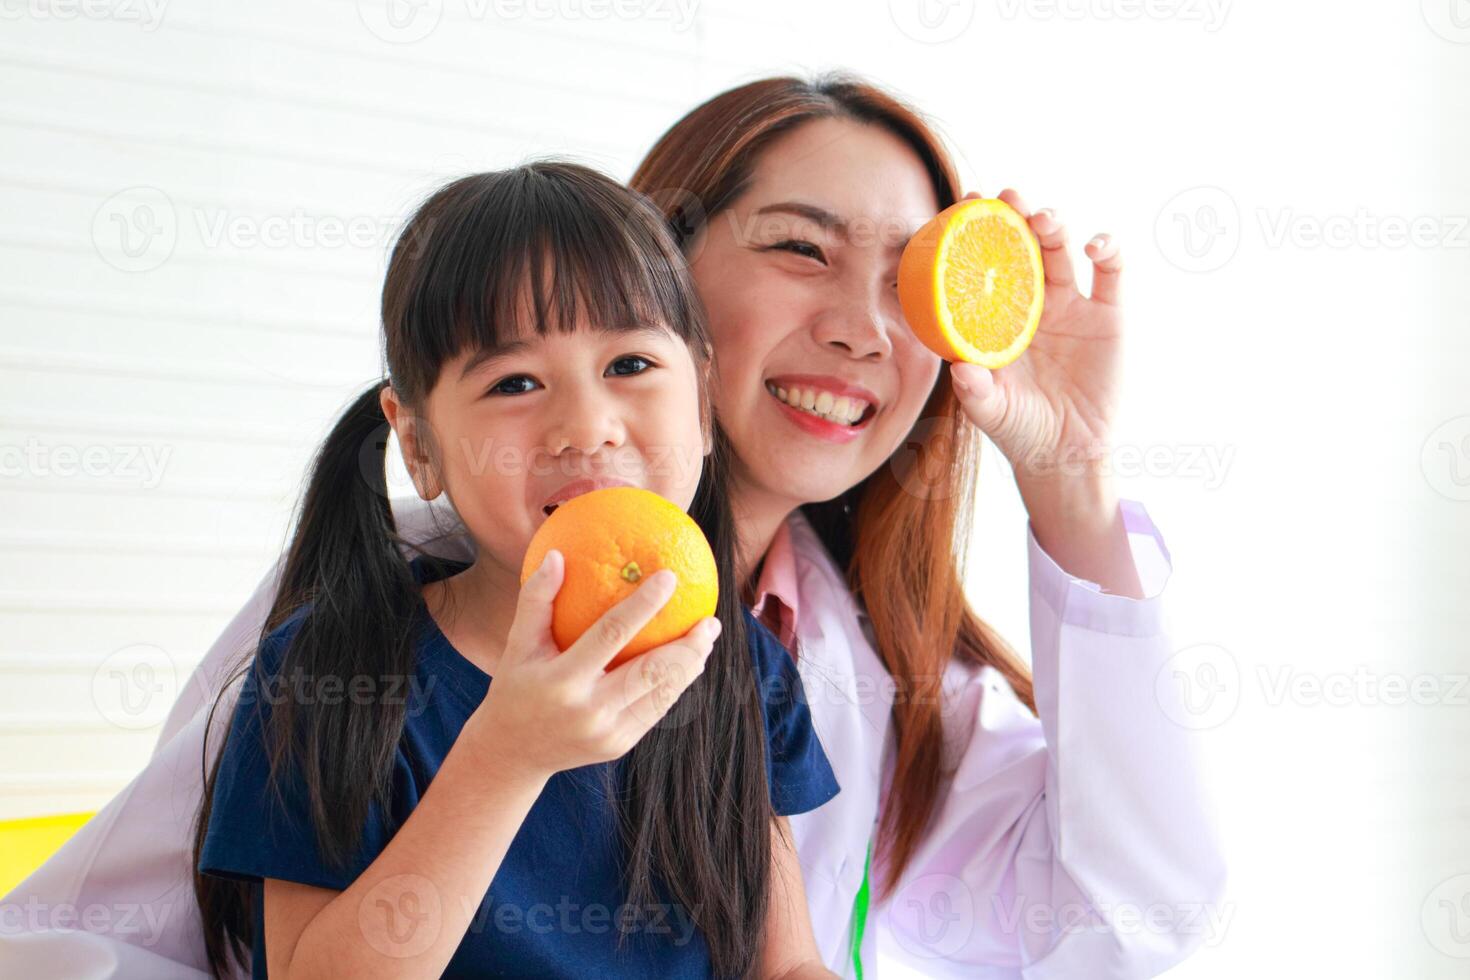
[540,477,633,515]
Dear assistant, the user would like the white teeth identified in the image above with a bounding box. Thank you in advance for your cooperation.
[765,382,870,427]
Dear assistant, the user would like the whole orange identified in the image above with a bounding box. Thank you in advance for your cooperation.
[519,486,718,670]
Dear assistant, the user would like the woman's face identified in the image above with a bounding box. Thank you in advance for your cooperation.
[687,117,944,516]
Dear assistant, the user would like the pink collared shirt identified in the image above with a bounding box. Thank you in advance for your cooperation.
[0,496,1225,980]
[749,517,801,655]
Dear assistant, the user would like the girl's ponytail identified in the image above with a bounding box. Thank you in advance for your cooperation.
[193,378,429,977]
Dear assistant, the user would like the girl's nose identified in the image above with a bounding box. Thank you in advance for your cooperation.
[545,389,626,456]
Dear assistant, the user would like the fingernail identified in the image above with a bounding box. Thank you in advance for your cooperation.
[1035,208,1054,224]
[705,618,723,640]
[1089,234,1109,251]
[654,569,677,589]
[541,550,561,573]
[951,368,970,393]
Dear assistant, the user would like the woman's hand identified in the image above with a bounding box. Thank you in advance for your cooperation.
[948,188,1123,487]
[949,188,1143,597]
[465,550,722,781]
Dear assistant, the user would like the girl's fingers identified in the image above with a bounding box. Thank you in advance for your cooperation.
[562,569,678,674]
[504,549,563,663]
[1030,208,1076,290]
[611,636,716,738]
[601,617,720,714]
[1087,233,1124,306]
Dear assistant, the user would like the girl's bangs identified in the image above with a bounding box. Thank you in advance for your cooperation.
[401,166,704,373]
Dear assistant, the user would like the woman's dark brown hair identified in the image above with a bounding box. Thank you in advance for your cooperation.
[192,162,773,978]
[631,74,1038,899]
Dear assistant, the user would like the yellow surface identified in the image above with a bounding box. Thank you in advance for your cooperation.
[0,812,95,896]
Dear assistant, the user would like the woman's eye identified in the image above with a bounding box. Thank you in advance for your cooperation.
[488,375,539,396]
[769,239,827,264]
[607,355,654,377]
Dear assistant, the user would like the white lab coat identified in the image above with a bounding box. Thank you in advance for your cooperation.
[0,494,1225,979]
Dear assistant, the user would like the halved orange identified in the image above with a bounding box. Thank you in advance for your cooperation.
[898,198,1045,368]
[520,486,718,670]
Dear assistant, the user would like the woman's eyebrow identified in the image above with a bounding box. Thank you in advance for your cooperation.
[754,200,917,252]
[754,200,847,235]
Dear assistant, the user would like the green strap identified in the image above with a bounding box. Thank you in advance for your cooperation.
[849,839,872,980]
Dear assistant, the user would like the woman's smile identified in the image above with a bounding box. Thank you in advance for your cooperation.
[762,375,879,444]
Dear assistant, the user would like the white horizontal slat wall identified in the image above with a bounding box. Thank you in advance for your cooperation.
[0,0,718,821]
[3,6,1467,979]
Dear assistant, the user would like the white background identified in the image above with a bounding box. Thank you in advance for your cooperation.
[1,1,1467,977]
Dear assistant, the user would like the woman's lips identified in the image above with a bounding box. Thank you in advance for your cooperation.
[763,380,877,445]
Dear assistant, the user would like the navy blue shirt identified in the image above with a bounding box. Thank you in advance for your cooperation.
[199,556,839,978]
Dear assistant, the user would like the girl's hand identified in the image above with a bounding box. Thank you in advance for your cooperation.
[467,550,722,780]
[948,188,1124,491]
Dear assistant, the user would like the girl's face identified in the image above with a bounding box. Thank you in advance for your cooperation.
[395,323,708,581]
[687,117,943,513]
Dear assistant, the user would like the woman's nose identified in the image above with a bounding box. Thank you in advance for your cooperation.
[811,291,896,361]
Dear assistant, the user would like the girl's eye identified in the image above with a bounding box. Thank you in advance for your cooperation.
[488,375,539,396]
[768,239,827,264]
[607,355,654,377]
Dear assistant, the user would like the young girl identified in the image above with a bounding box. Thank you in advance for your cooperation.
[191,163,840,979]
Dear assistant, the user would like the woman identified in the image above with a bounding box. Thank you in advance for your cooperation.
[0,75,1223,979]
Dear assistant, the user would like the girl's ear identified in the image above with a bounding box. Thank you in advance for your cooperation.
[380,386,444,501]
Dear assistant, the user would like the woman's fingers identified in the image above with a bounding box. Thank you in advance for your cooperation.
[561,569,678,674]
[995,186,1031,217]
[996,186,1121,302]
[1030,208,1077,290]
[1087,233,1124,306]
[503,549,563,664]
[997,188,1077,290]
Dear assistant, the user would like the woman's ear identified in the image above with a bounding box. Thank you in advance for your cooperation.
[380,385,444,500]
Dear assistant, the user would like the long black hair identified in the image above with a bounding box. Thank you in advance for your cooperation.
[192,163,773,978]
